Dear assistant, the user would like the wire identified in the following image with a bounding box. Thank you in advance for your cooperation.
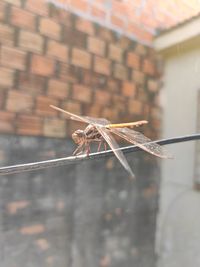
[0,133,199,176]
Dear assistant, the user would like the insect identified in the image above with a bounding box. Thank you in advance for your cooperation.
[50,105,170,177]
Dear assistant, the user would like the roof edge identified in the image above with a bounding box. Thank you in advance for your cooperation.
[154,15,200,52]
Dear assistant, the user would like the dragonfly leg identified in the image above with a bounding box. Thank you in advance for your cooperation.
[104,142,107,151]
[97,141,103,152]
[85,143,91,156]
[73,143,84,156]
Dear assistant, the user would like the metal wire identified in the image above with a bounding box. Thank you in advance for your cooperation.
[0,133,200,176]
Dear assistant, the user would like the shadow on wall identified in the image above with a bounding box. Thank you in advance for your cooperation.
[0,134,160,267]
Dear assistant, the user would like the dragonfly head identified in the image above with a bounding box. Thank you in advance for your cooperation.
[72,130,85,144]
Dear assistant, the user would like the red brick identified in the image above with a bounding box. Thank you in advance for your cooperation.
[35,239,49,251]
[112,95,126,114]
[111,15,125,29]
[0,111,15,133]
[7,200,30,215]
[117,36,131,50]
[19,30,44,53]
[91,5,106,19]
[140,12,158,30]
[87,37,105,56]
[25,0,48,16]
[94,90,111,106]
[46,257,54,265]
[94,0,106,3]
[155,54,164,76]
[43,118,66,138]
[151,107,162,120]
[147,79,159,92]
[39,18,61,40]
[108,44,123,62]
[59,63,79,83]
[97,28,114,42]
[122,81,136,97]
[72,84,92,103]
[81,69,92,86]
[76,17,95,35]
[137,89,148,102]
[0,23,14,45]
[71,48,91,69]
[142,185,157,198]
[112,1,128,14]
[127,22,153,43]
[71,0,89,12]
[11,7,36,30]
[19,72,45,94]
[91,72,107,88]
[151,118,161,131]
[4,0,21,6]
[50,6,71,25]
[143,59,156,75]
[129,99,143,115]
[47,79,69,99]
[107,79,120,93]
[127,52,140,69]
[135,44,147,56]
[31,55,55,76]
[64,27,86,48]
[62,100,82,115]
[20,224,45,235]
[68,120,85,137]
[0,2,6,21]
[17,115,42,135]
[83,104,101,118]
[94,56,111,76]
[0,67,14,88]
[6,90,34,113]
[1,46,26,70]
[143,103,151,117]
[47,40,68,62]
[132,70,145,85]
[0,91,4,108]
[101,108,118,121]
[114,64,128,80]
[36,96,58,116]
[100,254,111,267]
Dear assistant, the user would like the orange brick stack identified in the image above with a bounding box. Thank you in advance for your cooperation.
[47,0,200,44]
[0,0,163,139]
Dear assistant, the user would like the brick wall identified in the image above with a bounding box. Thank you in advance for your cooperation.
[0,0,162,140]
[0,1,165,266]
[48,0,200,44]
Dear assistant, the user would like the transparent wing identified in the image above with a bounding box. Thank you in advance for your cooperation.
[84,116,110,125]
[50,105,110,125]
[50,105,91,124]
[110,127,171,159]
[96,126,135,177]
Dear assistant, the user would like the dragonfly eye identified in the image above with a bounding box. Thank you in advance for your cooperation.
[72,130,85,144]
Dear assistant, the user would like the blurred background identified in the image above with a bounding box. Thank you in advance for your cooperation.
[0,0,200,266]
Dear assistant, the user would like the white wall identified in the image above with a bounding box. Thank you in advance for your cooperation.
[156,42,200,267]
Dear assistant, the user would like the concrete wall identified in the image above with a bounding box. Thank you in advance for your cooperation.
[0,134,159,267]
[156,40,200,267]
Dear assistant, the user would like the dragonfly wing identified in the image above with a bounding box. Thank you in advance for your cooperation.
[50,105,92,124]
[110,127,170,159]
[84,116,110,125]
[50,105,111,126]
[96,126,134,177]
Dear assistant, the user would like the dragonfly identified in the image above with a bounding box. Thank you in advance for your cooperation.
[50,105,170,177]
